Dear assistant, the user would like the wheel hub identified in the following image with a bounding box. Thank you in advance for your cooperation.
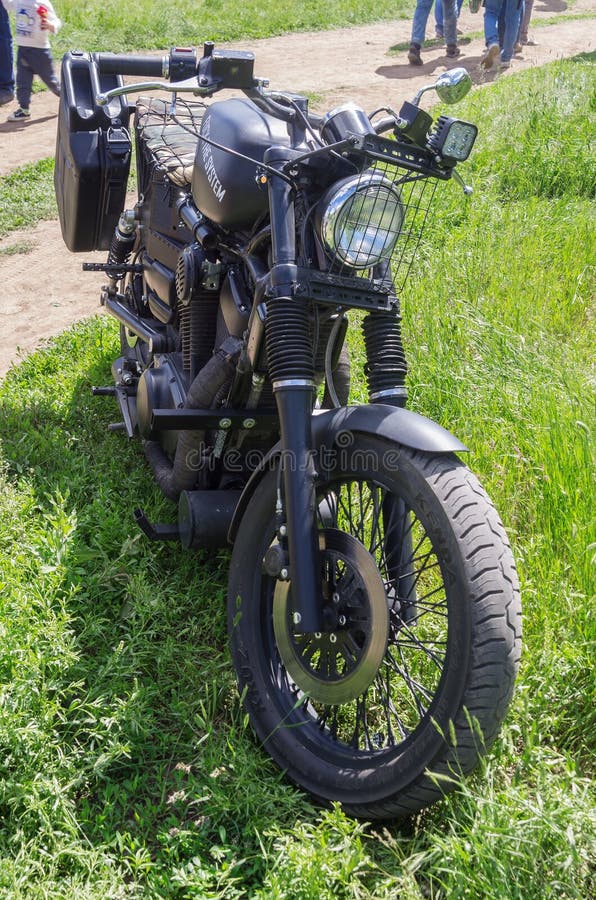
[272,528,389,704]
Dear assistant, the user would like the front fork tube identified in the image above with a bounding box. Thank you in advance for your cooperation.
[266,147,322,633]
[275,386,322,633]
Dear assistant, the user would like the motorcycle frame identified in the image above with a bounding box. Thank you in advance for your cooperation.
[90,63,471,635]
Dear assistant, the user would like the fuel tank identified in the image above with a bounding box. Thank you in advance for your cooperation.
[191,98,292,230]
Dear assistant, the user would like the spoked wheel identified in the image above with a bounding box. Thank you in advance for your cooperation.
[228,436,521,820]
[272,528,390,705]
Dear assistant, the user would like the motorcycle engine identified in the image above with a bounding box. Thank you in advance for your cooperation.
[136,241,222,445]
[136,354,188,449]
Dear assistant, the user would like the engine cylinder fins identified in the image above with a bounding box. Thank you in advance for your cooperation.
[176,243,220,377]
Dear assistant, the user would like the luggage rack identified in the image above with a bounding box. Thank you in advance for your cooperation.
[135,96,207,187]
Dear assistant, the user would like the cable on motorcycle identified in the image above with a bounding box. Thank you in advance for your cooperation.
[324,312,346,409]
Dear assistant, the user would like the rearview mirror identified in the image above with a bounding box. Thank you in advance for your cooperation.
[412,67,472,108]
[435,68,472,104]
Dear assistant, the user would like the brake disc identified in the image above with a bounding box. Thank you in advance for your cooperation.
[272,528,389,705]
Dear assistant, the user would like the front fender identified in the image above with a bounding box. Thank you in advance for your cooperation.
[228,403,467,543]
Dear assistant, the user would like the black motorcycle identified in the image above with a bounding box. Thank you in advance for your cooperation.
[54,44,521,820]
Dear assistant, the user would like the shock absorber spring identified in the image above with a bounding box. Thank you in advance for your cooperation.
[107,211,137,282]
[362,308,408,406]
[265,297,314,386]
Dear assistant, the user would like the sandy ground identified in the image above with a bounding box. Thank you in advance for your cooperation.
[0,1,594,376]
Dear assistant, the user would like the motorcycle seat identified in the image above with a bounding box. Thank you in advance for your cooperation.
[135,97,207,187]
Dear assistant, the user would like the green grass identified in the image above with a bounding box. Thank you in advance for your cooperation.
[52,0,413,55]
[0,57,595,898]
[0,240,36,257]
[0,159,56,237]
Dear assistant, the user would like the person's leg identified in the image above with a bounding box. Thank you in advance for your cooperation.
[33,48,60,96]
[519,0,535,42]
[437,0,464,36]
[498,0,505,47]
[15,47,34,110]
[435,0,444,37]
[501,0,522,63]
[483,0,501,47]
[409,0,434,64]
[481,0,502,67]
[0,4,14,98]
[410,0,434,45]
[442,0,459,52]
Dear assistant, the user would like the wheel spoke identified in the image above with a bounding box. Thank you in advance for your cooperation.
[393,622,446,670]
[375,668,410,743]
[268,461,450,755]
[385,647,433,713]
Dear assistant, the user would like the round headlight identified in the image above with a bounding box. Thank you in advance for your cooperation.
[317,172,405,270]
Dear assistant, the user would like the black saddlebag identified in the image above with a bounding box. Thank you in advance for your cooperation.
[54,51,132,252]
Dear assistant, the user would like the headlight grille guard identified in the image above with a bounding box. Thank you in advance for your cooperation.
[312,132,449,298]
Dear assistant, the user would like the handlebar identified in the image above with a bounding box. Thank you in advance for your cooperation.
[94,53,168,78]
[95,48,202,82]
[94,44,256,90]
[93,46,396,136]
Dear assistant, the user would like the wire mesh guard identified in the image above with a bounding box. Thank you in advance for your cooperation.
[135,97,206,187]
[321,160,439,294]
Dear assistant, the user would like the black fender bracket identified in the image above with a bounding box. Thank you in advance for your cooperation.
[228,403,467,543]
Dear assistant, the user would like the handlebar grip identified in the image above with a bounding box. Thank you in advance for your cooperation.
[373,116,398,135]
[94,53,166,78]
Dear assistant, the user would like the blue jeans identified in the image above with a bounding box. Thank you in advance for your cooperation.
[484,0,522,62]
[0,3,14,93]
[435,0,464,34]
[411,0,457,46]
[16,46,60,109]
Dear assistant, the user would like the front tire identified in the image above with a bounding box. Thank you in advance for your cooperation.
[227,437,521,819]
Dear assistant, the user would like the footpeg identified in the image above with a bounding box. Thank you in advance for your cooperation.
[92,385,117,396]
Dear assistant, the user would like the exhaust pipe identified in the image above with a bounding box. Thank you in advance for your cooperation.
[143,336,242,500]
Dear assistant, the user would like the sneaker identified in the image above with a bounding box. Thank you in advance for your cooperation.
[480,43,500,70]
[0,89,14,106]
[8,107,30,121]
[446,45,461,59]
[499,59,512,69]
[435,29,444,40]
[514,41,522,53]
[523,37,538,46]
[408,44,423,66]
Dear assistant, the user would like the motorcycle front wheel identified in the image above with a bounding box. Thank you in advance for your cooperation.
[227,435,521,820]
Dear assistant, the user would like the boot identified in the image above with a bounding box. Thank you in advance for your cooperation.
[408,43,422,66]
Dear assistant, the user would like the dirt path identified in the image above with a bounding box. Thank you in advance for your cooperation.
[0,1,593,376]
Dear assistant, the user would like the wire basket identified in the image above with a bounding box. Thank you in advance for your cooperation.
[320,157,439,295]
